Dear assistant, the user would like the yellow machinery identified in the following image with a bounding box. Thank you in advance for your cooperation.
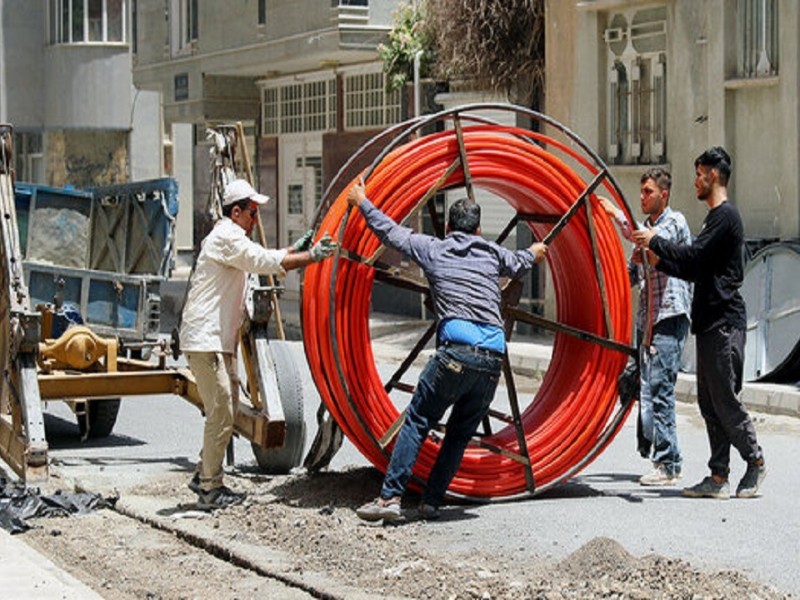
[0,123,303,482]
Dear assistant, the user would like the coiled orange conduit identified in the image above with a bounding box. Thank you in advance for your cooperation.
[302,105,635,500]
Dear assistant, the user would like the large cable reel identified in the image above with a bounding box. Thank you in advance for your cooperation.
[302,104,638,500]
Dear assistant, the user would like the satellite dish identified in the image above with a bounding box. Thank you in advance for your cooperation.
[742,241,800,382]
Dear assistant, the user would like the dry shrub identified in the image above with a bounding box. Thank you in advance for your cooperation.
[427,0,545,106]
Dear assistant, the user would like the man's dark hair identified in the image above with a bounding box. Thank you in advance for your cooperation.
[222,197,250,218]
[695,146,732,185]
[448,198,481,234]
[641,167,671,192]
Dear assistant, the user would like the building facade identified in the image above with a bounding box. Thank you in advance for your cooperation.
[546,0,799,243]
[0,1,161,187]
[131,0,413,283]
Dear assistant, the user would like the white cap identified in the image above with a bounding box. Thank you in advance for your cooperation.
[222,179,270,206]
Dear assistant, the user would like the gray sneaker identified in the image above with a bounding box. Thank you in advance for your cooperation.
[736,463,767,498]
[418,503,440,520]
[682,476,730,499]
[356,497,402,522]
[196,486,246,509]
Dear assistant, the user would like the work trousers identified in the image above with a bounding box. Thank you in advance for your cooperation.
[695,326,763,478]
[380,344,502,508]
[185,351,239,492]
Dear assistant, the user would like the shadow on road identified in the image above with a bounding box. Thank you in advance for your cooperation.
[44,413,147,450]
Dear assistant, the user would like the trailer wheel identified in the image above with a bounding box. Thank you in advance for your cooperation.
[77,398,121,439]
[251,340,306,474]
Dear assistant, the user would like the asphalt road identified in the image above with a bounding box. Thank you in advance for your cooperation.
[40,340,800,597]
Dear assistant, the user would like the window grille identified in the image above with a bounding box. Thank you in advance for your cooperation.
[49,0,126,44]
[344,72,401,130]
[737,0,778,78]
[604,7,667,165]
[260,78,336,136]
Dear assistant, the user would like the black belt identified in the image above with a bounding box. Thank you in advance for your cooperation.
[441,342,504,358]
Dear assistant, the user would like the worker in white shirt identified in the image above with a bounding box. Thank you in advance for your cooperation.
[180,178,336,508]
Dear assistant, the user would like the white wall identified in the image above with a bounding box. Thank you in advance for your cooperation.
[44,47,133,129]
[129,87,163,180]
[173,122,194,255]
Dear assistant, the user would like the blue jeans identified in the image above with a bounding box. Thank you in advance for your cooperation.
[639,315,689,476]
[380,344,502,507]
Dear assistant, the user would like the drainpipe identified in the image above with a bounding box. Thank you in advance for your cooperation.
[413,50,424,118]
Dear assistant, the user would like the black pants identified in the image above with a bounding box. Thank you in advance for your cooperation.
[695,326,763,478]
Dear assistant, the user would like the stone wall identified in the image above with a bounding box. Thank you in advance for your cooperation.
[46,130,128,188]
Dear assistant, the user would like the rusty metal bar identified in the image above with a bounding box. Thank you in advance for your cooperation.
[453,115,475,203]
[501,355,536,492]
[505,306,635,357]
[543,169,608,245]
[384,321,437,394]
[584,195,615,339]
[365,157,462,266]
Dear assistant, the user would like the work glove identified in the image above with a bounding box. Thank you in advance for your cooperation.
[292,229,315,252]
[309,233,338,262]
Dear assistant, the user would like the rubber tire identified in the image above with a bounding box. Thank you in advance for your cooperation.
[251,340,306,474]
[77,398,121,438]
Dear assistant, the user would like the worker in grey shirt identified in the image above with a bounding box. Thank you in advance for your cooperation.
[347,177,547,522]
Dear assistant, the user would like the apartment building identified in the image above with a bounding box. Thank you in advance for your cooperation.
[546,0,798,242]
[131,0,413,286]
[0,1,161,187]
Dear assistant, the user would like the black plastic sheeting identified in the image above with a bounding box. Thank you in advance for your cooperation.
[0,477,116,534]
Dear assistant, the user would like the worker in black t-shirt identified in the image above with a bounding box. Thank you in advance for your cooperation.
[633,147,766,500]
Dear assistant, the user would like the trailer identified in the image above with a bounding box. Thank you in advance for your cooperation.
[0,123,305,482]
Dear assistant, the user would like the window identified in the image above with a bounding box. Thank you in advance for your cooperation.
[261,77,336,136]
[604,7,667,165]
[131,0,137,53]
[14,132,45,184]
[737,0,778,78]
[344,71,402,130]
[169,0,198,56]
[288,184,304,215]
[298,156,323,210]
[258,0,266,25]
[49,0,126,44]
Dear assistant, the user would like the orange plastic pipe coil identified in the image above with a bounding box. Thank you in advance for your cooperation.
[302,106,636,500]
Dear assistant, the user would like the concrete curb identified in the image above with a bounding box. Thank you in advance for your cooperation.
[114,495,407,600]
[0,527,106,599]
